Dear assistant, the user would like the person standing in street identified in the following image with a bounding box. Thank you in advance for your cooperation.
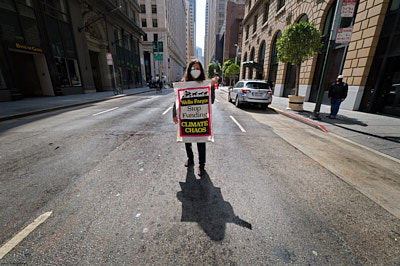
[172,59,219,176]
[328,75,348,119]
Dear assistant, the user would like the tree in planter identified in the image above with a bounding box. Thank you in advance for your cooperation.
[277,21,323,96]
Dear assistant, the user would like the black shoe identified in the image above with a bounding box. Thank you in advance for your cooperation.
[197,166,205,176]
[184,159,194,167]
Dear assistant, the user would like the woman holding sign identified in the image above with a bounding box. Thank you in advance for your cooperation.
[173,59,218,176]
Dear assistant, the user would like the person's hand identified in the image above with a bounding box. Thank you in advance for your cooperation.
[211,76,219,87]
[341,98,345,101]
[173,117,178,124]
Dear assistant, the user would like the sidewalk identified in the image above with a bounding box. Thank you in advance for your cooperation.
[0,86,399,160]
[218,87,400,161]
[0,87,152,121]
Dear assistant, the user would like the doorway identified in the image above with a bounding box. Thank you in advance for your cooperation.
[10,51,42,97]
[378,56,400,116]
[89,50,102,91]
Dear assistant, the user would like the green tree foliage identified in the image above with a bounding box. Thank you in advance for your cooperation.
[207,62,221,78]
[277,21,322,96]
[222,58,240,77]
[225,64,240,79]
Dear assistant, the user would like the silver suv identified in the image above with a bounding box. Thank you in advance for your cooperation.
[228,80,273,108]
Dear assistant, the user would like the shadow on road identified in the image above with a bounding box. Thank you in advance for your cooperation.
[177,167,252,241]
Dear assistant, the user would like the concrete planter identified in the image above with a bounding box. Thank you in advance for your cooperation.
[287,95,305,111]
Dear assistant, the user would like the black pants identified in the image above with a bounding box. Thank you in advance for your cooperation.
[185,142,206,166]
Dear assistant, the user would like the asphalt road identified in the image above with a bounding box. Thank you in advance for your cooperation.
[0,89,399,265]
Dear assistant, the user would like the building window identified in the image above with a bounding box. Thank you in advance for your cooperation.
[219,4,224,9]
[151,4,157,14]
[246,24,249,39]
[143,34,147,41]
[248,0,252,11]
[263,1,270,23]
[278,0,285,10]
[219,12,224,18]
[152,19,158,27]
[253,15,257,33]
[140,4,145,13]
[153,33,158,42]
[141,19,147,27]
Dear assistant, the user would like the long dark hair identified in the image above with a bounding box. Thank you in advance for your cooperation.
[183,59,206,82]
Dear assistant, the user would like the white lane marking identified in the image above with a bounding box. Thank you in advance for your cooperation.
[215,99,220,103]
[0,211,52,259]
[162,106,172,115]
[92,107,119,116]
[230,115,246,132]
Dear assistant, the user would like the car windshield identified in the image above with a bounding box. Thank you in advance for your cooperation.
[246,82,269,89]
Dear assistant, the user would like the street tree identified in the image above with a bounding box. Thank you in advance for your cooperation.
[277,21,323,96]
[225,63,240,85]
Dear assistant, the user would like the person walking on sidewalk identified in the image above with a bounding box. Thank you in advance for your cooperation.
[172,59,219,176]
[328,75,348,119]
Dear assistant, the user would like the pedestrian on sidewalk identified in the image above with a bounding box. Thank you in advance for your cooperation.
[172,59,219,176]
[328,75,348,119]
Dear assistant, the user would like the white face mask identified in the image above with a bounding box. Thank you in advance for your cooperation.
[190,69,201,79]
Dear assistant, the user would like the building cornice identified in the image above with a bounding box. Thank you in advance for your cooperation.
[242,0,264,26]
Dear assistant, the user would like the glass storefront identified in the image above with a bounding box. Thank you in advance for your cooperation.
[114,27,142,87]
[360,0,400,116]
[43,0,81,87]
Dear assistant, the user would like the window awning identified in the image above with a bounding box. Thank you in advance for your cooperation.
[242,61,260,69]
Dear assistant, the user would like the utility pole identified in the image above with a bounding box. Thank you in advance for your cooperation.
[312,0,343,119]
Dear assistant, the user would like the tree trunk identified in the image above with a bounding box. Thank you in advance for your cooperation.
[295,63,301,96]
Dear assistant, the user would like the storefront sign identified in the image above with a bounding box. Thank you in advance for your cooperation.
[174,80,214,143]
[106,53,113,65]
[341,0,357,17]
[15,43,43,53]
[336,27,353,43]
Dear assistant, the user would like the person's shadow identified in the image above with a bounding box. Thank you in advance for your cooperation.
[177,167,252,241]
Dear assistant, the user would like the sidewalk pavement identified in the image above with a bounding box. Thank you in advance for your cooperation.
[0,86,399,161]
[218,87,400,161]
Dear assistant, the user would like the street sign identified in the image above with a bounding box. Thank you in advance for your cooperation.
[336,27,353,43]
[154,53,163,61]
[341,0,357,17]
[106,53,113,65]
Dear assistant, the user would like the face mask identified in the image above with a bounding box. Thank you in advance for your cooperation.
[190,70,201,79]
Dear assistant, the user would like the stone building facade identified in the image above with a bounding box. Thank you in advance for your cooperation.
[139,0,187,84]
[240,0,400,116]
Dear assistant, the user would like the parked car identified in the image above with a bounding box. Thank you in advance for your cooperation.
[228,80,273,108]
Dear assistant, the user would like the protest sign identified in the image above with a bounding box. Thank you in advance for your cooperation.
[173,80,214,143]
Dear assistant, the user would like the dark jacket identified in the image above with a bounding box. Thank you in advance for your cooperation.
[172,86,215,118]
[328,82,348,99]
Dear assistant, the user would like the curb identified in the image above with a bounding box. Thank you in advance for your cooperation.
[0,89,153,122]
[269,106,330,133]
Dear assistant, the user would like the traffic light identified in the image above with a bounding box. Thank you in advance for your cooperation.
[152,41,158,52]
[158,41,163,52]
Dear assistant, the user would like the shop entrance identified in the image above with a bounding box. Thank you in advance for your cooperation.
[89,50,102,92]
[11,51,41,96]
[378,56,400,116]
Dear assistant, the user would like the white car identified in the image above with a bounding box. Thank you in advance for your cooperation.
[228,80,273,108]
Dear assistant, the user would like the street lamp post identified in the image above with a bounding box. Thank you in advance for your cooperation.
[234,44,239,85]
[312,0,343,119]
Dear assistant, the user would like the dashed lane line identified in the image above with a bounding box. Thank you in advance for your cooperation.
[230,115,246,132]
[0,211,53,260]
[162,106,172,115]
[92,107,119,116]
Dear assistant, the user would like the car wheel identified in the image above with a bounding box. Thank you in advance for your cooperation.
[228,92,232,103]
[235,96,241,108]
